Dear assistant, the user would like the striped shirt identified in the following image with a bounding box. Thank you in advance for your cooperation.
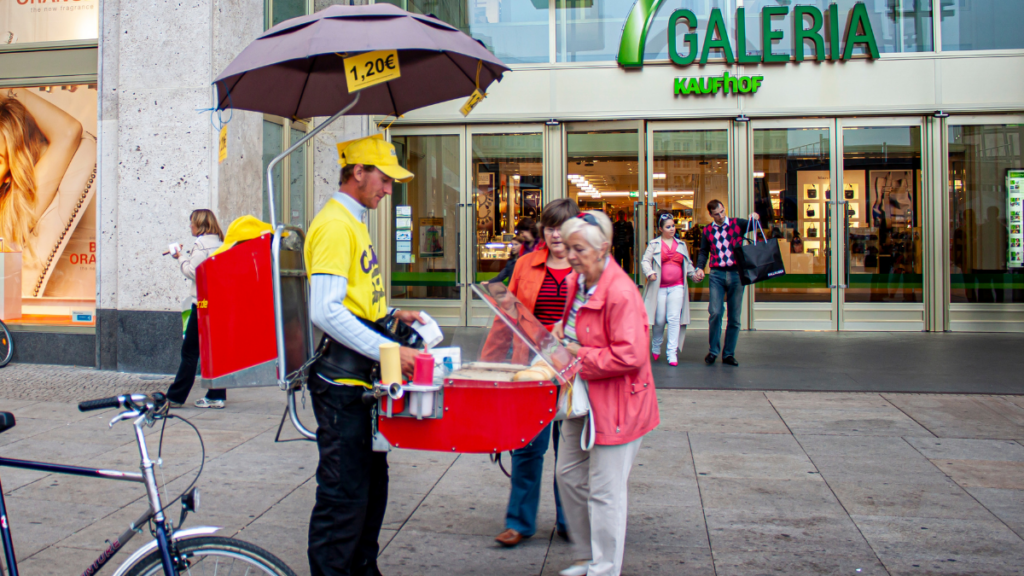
[564,273,598,345]
[534,266,573,326]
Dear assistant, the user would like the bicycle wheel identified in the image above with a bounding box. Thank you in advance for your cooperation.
[123,536,297,576]
[0,320,13,368]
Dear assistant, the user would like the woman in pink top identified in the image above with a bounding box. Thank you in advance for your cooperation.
[641,211,700,366]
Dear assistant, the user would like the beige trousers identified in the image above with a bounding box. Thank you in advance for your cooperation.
[555,417,643,576]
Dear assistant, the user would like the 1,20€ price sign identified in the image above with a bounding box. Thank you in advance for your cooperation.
[344,50,401,93]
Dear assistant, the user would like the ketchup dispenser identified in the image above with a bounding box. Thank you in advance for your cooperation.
[407,353,437,419]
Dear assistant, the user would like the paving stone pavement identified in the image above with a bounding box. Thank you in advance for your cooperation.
[1,364,1024,575]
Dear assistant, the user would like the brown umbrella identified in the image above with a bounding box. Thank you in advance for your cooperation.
[213,3,510,118]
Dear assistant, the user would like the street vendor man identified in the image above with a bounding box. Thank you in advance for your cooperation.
[305,134,422,576]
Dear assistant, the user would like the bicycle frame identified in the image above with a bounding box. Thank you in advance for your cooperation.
[0,411,178,576]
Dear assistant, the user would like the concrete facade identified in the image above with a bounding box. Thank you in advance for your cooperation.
[91,0,374,373]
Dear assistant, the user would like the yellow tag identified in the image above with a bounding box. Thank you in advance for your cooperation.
[218,125,228,163]
[344,50,401,93]
[459,89,485,117]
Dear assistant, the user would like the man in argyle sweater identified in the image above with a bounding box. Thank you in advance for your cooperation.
[695,199,760,366]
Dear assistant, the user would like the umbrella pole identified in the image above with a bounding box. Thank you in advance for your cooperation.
[265,93,362,441]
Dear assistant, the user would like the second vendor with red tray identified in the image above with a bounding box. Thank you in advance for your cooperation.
[304,135,424,576]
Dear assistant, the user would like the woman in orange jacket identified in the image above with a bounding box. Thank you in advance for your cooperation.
[488,198,580,548]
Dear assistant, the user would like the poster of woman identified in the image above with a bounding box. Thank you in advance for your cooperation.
[0,85,97,311]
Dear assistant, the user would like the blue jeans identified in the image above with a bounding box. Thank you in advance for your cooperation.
[708,269,744,358]
[506,422,567,537]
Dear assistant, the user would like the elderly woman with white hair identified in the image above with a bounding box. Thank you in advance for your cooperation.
[551,211,660,576]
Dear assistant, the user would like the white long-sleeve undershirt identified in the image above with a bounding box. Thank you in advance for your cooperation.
[309,273,392,361]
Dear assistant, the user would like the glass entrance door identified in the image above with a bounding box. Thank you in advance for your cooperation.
[839,119,925,330]
[389,128,466,325]
[648,121,732,311]
[565,122,644,281]
[751,119,837,330]
[749,118,926,331]
[469,126,546,325]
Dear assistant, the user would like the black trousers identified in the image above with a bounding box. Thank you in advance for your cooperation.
[613,245,632,273]
[308,373,388,576]
[166,304,225,404]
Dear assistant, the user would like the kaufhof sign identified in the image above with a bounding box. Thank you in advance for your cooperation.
[618,1,880,74]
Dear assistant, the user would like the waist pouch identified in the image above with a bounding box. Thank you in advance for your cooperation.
[311,313,424,386]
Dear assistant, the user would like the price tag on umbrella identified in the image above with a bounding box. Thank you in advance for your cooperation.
[344,50,401,93]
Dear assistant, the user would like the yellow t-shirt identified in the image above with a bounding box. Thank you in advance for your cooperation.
[305,197,387,386]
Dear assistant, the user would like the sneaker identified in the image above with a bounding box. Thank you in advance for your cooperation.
[194,398,225,409]
[168,401,184,409]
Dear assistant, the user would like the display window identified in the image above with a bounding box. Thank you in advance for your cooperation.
[948,123,1024,304]
[0,84,97,326]
[565,128,640,274]
[472,133,543,283]
[390,134,462,300]
[753,127,832,303]
[842,126,923,304]
[0,0,97,44]
[651,128,729,303]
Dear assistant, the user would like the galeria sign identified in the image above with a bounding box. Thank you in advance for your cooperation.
[618,2,880,68]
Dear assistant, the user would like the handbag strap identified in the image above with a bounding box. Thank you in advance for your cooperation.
[746,218,768,244]
[581,414,596,451]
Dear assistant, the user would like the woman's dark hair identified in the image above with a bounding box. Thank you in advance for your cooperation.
[539,198,580,231]
[515,217,537,238]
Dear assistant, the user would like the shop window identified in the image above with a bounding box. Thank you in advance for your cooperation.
[381,0,549,64]
[566,130,639,273]
[752,127,831,303]
[472,133,544,283]
[941,0,1024,51]
[390,135,462,300]
[0,85,98,327]
[266,0,311,29]
[652,129,729,302]
[262,118,309,228]
[948,124,1024,304]
[842,126,923,303]
[643,0,933,62]
[0,0,98,44]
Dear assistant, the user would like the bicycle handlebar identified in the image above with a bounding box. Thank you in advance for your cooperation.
[78,393,156,413]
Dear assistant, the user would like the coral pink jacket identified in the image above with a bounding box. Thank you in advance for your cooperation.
[562,259,659,445]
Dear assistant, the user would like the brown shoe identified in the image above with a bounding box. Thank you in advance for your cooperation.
[495,528,524,547]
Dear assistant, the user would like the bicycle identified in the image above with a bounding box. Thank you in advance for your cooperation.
[0,392,296,576]
[0,318,12,368]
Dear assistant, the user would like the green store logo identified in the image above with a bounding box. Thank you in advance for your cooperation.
[618,1,880,68]
[675,72,764,97]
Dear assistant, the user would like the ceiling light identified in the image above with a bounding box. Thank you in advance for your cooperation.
[654,173,667,179]
[754,172,765,178]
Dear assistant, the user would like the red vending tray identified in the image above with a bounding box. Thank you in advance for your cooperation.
[194,234,278,387]
[378,377,558,454]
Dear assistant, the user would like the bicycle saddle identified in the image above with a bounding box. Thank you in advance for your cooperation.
[0,412,15,434]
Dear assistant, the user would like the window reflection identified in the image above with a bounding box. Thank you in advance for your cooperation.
[941,0,1024,51]
[652,130,729,302]
[948,124,1024,304]
[753,128,832,303]
[382,0,550,63]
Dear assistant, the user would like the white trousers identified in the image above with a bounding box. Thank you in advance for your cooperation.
[651,285,686,360]
[556,417,643,576]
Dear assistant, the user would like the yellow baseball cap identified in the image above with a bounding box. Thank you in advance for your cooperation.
[337,134,414,183]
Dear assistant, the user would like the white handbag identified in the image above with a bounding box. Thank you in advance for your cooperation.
[555,373,596,451]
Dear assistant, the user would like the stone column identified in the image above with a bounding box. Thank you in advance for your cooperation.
[97,0,262,373]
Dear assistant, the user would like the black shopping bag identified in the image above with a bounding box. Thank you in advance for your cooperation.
[737,220,786,286]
